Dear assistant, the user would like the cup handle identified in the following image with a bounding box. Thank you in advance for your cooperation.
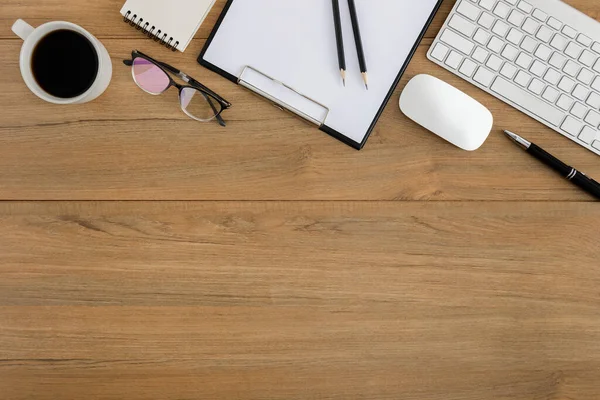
[12,19,35,41]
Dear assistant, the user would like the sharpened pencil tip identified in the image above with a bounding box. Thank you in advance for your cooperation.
[365,83,369,90]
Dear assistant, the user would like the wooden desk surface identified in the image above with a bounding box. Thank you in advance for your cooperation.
[1,1,599,399]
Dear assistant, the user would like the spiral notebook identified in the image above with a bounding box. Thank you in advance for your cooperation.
[120,0,217,52]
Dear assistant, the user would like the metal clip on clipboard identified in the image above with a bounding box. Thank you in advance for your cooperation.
[238,66,330,127]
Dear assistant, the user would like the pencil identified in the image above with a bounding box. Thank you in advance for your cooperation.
[348,0,368,90]
[331,0,346,86]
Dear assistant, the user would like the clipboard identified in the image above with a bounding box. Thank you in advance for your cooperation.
[198,0,443,149]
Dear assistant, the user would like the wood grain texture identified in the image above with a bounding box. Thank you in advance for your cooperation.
[1,201,600,400]
[1,0,600,399]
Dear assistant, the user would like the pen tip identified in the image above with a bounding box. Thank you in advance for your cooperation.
[365,83,369,90]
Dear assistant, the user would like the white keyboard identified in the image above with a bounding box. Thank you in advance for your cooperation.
[428,0,600,156]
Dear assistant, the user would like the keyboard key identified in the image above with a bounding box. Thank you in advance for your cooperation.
[500,63,518,79]
[577,34,593,47]
[550,34,568,51]
[563,60,581,77]
[579,126,597,144]
[522,18,539,35]
[532,9,548,22]
[431,43,450,61]
[585,110,600,127]
[473,66,496,86]
[593,59,600,74]
[565,42,583,59]
[501,44,519,61]
[474,28,491,45]
[534,44,552,61]
[459,58,478,77]
[457,1,481,21]
[542,86,560,103]
[478,12,495,29]
[473,46,490,63]
[592,42,600,55]
[449,14,477,37]
[491,77,564,126]
[562,25,577,39]
[558,76,576,93]
[561,116,583,136]
[529,60,546,77]
[579,50,597,68]
[445,50,463,69]
[557,94,574,111]
[549,52,567,69]
[572,84,589,101]
[528,78,545,95]
[592,77,600,92]
[577,69,595,85]
[571,102,587,119]
[506,28,524,45]
[479,0,495,11]
[515,70,532,87]
[543,68,561,85]
[486,54,504,71]
[492,20,510,37]
[487,37,505,53]
[517,1,533,13]
[520,36,537,52]
[593,141,600,151]
[440,29,475,55]
[536,26,554,42]
[493,2,511,18]
[586,92,600,109]
[508,10,526,27]
[516,52,533,69]
[547,18,562,30]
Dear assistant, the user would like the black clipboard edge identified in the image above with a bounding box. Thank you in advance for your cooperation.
[198,0,237,83]
[198,0,444,151]
[353,0,444,150]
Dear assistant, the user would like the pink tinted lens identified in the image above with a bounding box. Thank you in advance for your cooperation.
[132,58,170,94]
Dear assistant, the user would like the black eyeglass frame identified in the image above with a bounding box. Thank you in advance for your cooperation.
[123,50,232,126]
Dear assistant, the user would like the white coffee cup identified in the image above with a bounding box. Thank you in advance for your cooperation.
[11,19,112,104]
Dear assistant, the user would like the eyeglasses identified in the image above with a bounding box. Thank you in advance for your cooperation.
[123,50,231,126]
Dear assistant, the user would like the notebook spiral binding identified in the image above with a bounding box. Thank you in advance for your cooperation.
[123,11,179,51]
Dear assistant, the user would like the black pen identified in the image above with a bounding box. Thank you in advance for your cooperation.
[504,130,600,199]
[331,0,346,86]
[348,0,368,90]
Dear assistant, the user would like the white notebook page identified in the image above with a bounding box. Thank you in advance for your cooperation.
[120,0,216,51]
[202,0,440,144]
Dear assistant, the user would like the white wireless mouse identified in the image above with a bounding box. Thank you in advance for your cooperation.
[399,74,493,151]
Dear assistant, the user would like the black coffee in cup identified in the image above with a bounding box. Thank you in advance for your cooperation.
[31,29,99,98]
